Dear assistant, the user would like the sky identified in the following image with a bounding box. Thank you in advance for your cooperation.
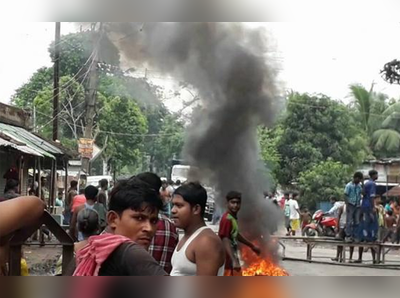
[1,22,400,109]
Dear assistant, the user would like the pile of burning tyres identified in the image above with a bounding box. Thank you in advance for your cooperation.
[240,241,289,276]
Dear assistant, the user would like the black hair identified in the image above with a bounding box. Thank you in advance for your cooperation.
[99,179,108,188]
[70,180,78,188]
[79,188,85,195]
[387,210,393,216]
[354,172,364,180]
[284,191,290,196]
[58,191,63,196]
[135,172,162,195]
[85,185,99,201]
[77,208,99,238]
[109,178,163,215]
[292,192,299,199]
[174,182,207,216]
[176,180,181,186]
[369,170,378,177]
[329,195,338,202]
[226,191,242,202]
[5,179,19,192]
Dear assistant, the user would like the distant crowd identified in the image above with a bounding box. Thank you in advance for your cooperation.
[279,170,400,263]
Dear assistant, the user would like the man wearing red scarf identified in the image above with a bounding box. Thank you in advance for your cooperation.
[73,177,166,276]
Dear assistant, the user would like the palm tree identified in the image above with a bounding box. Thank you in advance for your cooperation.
[350,84,400,157]
[372,101,400,154]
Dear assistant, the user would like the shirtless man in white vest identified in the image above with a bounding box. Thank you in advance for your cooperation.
[170,182,225,276]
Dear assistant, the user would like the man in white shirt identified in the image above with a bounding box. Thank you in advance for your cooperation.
[289,193,301,236]
[325,196,345,218]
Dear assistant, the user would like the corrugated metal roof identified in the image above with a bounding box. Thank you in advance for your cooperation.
[0,137,43,157]
[0,122,64,159]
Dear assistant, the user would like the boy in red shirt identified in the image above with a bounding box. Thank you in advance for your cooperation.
[219,191,261,276]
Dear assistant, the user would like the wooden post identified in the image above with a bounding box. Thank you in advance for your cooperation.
[38,158,42,200]
[18,155,23,194]
[62,245,74,275]
[33,157,37,195]
[9,245,22,276]
[50,159,57,212]
[64,159,69,202]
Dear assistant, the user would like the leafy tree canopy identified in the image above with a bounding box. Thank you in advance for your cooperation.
[298,159,352,210]
[276,92,369,185]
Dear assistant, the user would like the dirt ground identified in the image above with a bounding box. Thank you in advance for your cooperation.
[23,244,62,276]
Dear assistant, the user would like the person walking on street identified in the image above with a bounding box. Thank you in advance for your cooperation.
[98,179,109,209]
[65,180,78,225]
[283,192,291,236]
[289,193,301,236]
[69,185,107,241]
[344,172,363,243]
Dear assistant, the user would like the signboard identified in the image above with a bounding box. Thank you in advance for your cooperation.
[78,138,94,159]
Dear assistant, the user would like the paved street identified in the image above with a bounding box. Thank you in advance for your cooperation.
[282,260,400,276]
[22,224,400,276]
[279,238,400,276]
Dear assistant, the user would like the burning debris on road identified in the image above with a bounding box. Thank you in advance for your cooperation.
[241,243,289,276]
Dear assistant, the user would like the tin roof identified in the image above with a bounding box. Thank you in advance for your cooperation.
[0,122,64,159]
[0,136,43,157]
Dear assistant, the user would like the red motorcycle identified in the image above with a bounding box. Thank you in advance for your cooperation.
[302,210,337,237]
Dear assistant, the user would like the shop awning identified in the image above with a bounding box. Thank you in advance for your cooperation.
[0,136,43,157]
[0,122,64,160]
[383,185,400,197]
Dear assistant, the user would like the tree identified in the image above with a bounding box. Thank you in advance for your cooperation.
[97,96,148,170]
[372,100,400,156]
[276,92,369,186]
[258,126,282,186]
[48,30,121,79]
[11,30,186,174]
[12,67,53,108]
[152,114,185,176]
[349,84,400,157]
[298,160,352,210]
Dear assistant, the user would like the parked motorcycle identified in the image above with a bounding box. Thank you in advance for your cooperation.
[302,210,337,237]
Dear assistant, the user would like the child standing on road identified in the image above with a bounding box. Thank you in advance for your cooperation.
[300,207,312,236]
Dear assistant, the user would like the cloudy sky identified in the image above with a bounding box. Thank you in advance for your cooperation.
[1,22,400,108]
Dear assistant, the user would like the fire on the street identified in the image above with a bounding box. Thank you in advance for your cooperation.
[241,246,289,277]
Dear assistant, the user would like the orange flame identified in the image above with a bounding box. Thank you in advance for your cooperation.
[241,244,289,276]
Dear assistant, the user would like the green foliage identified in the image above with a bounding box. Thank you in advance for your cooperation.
[350,84,400,158]
[12,67,53,108]
[33,75,86,141]
[258,126,282,185]
[276,92,369,185]
[298,160,352,210]
[48,31,121,78]
[97,96,148,170]
[152,114,185,176]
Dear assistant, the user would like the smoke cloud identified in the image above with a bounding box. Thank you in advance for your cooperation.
[106,22,282,255]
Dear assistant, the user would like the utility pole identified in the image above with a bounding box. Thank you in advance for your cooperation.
[82,23,101,173]
[53,22,61,141]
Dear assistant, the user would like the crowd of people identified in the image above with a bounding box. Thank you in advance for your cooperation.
[0,172,262,276]
[279,170,400,263]
[1,166,400,275]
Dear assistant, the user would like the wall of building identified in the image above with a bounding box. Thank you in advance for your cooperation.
[359,162,400,183]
